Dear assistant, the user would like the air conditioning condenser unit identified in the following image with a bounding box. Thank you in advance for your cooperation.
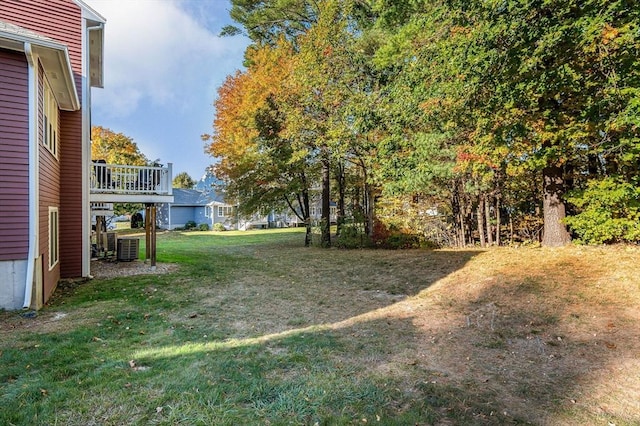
[117,238,139,261]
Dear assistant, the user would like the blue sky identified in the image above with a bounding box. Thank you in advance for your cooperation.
[84,0,249,181]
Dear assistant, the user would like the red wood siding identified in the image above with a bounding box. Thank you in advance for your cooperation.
[0,0,83,77]
[0,0,85,279]
[38,65,61,300]
[59,109,83,278]
[0,49,29,261]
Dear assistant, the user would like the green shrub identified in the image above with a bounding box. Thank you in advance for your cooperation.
[184,220,197,230]
[335,225,372,249]
[565,177,640,244]
[381,233,421,249]
[212,222,226,232]
[198,223,210,231]
[371,220,422,249]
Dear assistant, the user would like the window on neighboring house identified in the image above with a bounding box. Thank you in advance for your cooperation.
[310,206,317,216]
[43,79,59,158]
[218,206,233,217]
[49,207,59,269]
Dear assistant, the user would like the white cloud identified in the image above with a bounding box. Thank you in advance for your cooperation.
[83,0,248,179]
[86,0,244,117]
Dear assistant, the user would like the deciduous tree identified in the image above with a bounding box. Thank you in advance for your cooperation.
[91,126,148,166]
[91,126,151,217]
[213,0,640,248]
[204,39,317,245]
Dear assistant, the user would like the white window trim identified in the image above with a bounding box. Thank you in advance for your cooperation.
[48,207,59,270]
[218,206,233,217]
[43,78,59,159]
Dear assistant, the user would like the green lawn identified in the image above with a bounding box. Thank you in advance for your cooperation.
[2,229,640,425]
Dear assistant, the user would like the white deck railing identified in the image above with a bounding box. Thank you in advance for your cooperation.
[91,162,173,195]
[91,202,114,212]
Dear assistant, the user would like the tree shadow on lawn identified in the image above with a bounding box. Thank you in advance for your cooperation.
[1,247,486,425]
[425,249,640,426]
[0,317,518,425]
[1,241,481,338]
[126,316,521,425]
[173,248,485,340]
[5,246,636,425]
[130,254,640,426]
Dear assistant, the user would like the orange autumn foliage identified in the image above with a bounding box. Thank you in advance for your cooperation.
[206,40,294,180]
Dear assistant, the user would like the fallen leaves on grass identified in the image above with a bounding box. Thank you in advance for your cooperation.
[128,359,150,372]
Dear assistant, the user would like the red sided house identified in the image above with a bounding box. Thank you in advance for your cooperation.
[0,0,173,310]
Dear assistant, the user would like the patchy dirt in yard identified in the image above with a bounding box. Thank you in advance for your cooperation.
[89,259,179,279]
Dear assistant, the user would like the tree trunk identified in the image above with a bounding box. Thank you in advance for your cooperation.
[297,172,312,247]
[460,218,467,247]
[362,185,369,236]
[335,160,346,237]
[477,195,486,247]
[303,188,312,247]
[495,195,501,246]
[541,164,571,247]
[321,153,331,248]
[466,200,474,245]
[364,182,375,238]
[452,181,465,247]
[509,213,513,245]
[360,160,374,238]
[484,193,493,246]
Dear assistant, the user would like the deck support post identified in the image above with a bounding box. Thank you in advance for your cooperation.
[144,203,157,269]
[95,215,103,255]
[145,204,151,261]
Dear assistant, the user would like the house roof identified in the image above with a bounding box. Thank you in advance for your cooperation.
[171,188,225,206]
[0,20,80,110]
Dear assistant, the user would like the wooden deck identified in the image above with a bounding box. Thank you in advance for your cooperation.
[89,162,174,203]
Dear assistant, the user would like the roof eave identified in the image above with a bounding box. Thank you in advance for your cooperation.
[74,0,106,88]
[0,30,80,111]
[32,44,80,111]
[88,24,104,88]
[73,0,107,24]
